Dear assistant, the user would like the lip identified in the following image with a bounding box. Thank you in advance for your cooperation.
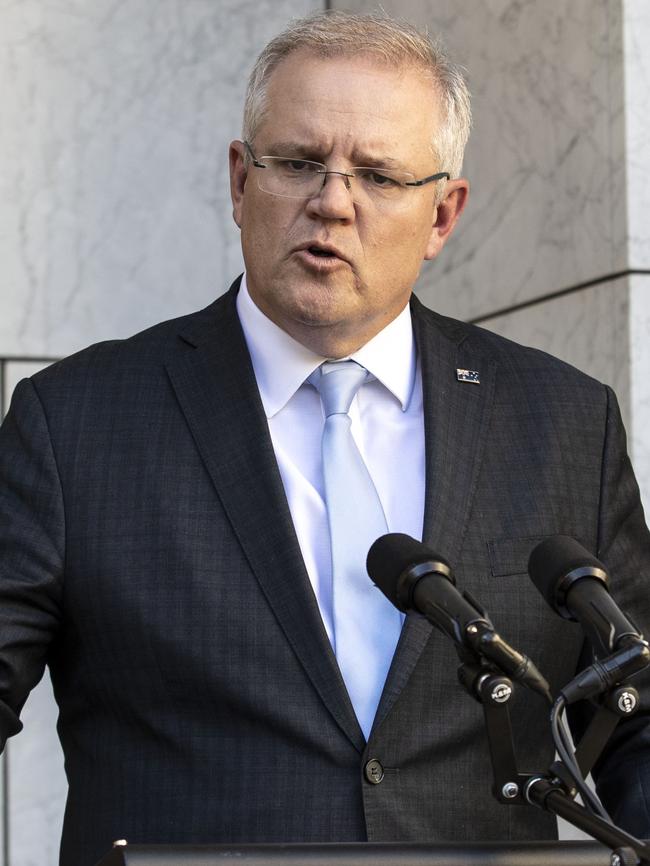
[293,241,351,267]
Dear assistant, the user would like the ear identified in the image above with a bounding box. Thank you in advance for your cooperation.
[424,178,469,260]
[229,140,247,228]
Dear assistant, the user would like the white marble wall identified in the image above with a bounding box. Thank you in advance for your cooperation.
[337,0,650,508]
[0,2,317,864]
[1,0,315,362]
[6,677,67,866]
[624,0,650,512]
[625,0,650,270]
[2,0,650,861]
[630,275,650,513]
[340,0,629,322]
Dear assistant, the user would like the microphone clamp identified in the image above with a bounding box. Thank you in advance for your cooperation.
[394,558,453,612]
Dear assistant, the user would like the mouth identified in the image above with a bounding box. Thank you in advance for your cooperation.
[308,246,337,258]
[294,242,349,269]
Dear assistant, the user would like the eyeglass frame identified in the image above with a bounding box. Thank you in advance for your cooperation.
[243,141,450,194]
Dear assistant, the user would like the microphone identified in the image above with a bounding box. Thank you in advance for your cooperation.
[367,533,551,699]
[528,536,646,658]
[366,532,482,640]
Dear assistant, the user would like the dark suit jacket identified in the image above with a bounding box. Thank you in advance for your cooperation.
[1,280,650,866]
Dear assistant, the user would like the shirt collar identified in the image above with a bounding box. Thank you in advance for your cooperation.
[236,274,417,418]
[349,304,416,412]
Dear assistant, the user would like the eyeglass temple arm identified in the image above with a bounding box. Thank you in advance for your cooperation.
[404,171,450,187]
[243,140,267,168]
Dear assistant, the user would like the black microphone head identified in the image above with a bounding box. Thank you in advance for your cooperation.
[528,535,609,620]
[367,533,452,612]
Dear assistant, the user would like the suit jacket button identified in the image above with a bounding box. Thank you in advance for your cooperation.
[364,759,384,784]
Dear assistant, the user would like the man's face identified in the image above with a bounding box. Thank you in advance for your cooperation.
[230,50,468,357]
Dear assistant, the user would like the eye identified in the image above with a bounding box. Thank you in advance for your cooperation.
[277,159,319,174]
[357,169,400,189]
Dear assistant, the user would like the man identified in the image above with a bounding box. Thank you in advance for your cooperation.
[1,11,650,866]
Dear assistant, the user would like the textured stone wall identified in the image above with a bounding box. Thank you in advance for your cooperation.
[2,0,649,861]
[0,2,316,862]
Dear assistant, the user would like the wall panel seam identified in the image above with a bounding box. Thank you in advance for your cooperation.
[469,269,650,325]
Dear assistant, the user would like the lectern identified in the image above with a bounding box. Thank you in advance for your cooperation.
[96,840,616,866]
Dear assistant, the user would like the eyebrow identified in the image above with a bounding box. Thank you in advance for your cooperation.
[263,141,322,159]
[353,153,402,169]
[262,140,404,168]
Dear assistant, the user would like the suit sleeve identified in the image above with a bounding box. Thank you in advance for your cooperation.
[0,377,65,749]
[577,385,650,835]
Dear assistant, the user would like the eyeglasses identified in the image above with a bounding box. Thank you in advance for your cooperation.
[243,141,449,209]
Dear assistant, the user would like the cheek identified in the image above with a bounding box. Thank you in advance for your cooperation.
[240,201,303,278]
[361,222,432,298]
[242,195,299,246]
[365,217,432,266]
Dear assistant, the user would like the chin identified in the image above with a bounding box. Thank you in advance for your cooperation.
[287,296,357,330]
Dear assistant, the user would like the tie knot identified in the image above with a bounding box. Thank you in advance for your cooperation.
[309,360,370,417]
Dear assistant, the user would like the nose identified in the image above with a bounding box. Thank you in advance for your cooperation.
[320,170,353,190]
[305,171,356,221]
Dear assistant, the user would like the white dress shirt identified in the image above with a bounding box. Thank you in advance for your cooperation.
[236,275,425,647]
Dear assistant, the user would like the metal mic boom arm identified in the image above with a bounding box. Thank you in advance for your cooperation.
[455,652,650,864]
[456,655,532,806]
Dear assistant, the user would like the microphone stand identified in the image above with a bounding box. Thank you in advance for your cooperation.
[456,650,650,866]
[525,777,646,866]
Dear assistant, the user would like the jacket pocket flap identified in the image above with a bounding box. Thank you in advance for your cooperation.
[487,535,554,578]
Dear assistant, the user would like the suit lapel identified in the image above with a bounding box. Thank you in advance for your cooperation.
[165,281,364,751]
[164,283,496,743]
[374,296,497,729]
[415,297,497,562]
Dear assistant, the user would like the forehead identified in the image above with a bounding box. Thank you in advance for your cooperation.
[256,50,441,162]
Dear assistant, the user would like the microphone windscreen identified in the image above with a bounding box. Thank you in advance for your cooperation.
[367,533,447,603]
[528,535,605,609]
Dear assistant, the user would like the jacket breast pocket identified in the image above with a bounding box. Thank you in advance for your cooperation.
[486,533,589,579]
[486,535,554,578]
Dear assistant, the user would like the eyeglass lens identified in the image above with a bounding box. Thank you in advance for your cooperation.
[255,157,416,205]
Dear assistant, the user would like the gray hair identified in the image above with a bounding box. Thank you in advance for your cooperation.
[242,11,471,179]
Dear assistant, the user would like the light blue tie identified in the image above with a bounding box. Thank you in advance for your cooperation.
[310,360,402,739]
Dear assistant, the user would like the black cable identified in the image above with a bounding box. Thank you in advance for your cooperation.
[550,697,612,822]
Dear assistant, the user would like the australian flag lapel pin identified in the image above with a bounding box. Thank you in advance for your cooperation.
[456,368,480,384]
